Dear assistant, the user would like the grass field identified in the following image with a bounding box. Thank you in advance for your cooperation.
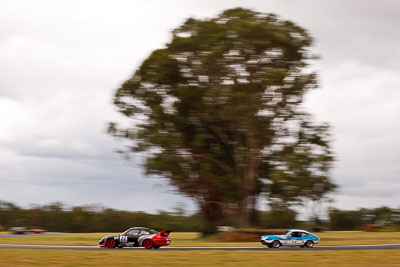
[0,232,399,266]
[1,249,400,267]
[0,231,399,246]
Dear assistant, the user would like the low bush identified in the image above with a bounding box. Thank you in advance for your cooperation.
[362,224,381,232]
[211,229,287,242]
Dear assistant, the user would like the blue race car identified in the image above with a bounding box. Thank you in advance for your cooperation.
[260,229,319,248]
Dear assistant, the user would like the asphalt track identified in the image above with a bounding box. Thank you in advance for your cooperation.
[0,244,399,251]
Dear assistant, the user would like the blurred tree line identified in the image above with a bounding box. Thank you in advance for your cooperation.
[1,200,398,232]
[0,201,203,233]
[328,207,400,231]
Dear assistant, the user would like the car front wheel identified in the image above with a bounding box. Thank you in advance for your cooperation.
[106,239,116,248]
[271,240,281,248]
[305,240,314,248]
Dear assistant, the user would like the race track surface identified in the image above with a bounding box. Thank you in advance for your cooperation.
[1,244,399,251]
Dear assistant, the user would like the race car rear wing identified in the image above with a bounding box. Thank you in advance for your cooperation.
[160,230,172,236]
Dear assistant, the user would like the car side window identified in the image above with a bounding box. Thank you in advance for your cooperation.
[140,230,150,235]
[126,229,139,235]
[302,233,307,237]
[291,232,301,237]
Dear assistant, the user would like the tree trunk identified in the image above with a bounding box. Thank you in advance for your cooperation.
[201,202,224,236]
[237,135,259,228]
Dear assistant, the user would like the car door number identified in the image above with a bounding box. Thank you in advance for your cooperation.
[120,236,128,242]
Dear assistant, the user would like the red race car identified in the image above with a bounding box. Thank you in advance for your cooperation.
[29,228,47,234]
[99,227,172,249]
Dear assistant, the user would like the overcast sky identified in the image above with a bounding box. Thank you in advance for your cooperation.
[0,0,399,216]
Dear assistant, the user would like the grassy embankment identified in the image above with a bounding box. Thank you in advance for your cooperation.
[1,249,400,267]
[0,231,399,246]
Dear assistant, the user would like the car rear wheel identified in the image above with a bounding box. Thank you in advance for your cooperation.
[305,240,314,248]
[143,239,153,249]
[271,240,281,248]
[106,239,116,248]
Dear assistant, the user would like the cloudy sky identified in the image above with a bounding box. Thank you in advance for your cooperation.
[0,0,399,215]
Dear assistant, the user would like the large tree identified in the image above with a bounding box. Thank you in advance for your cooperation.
[109,8,336,232]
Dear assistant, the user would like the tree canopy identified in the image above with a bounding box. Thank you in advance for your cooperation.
[109,8,336,232]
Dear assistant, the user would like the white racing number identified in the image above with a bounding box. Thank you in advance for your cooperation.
[120,235,128,242]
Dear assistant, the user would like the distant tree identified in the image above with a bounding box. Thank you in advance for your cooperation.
[360,206,399,227]
[329,208,362,230]
[109,8,336,232]
[260,203,298,229]
[0,201,21,228]
[41,202,67,232]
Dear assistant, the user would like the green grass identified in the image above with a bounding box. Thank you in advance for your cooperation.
[0,232,399,266]
[0,231,399,247]
[1,249,400,267]
[315,231,400,245]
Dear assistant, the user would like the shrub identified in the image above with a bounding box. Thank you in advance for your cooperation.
[362,224,381,232]
[329,209,362,230]
[212,229,286,242]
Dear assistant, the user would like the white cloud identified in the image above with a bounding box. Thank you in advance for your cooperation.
[305,60,400,205]
[0,0,399,215]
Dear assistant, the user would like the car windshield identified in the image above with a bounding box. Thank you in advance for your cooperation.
[283,231,291,235]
